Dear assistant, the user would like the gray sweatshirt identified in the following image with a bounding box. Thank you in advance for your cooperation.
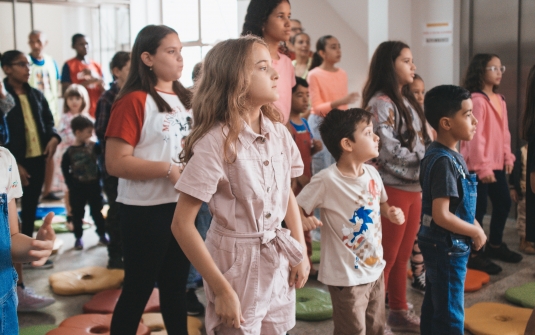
[368,92,429,192]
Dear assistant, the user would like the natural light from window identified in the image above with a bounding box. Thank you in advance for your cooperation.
[162,0,238,87]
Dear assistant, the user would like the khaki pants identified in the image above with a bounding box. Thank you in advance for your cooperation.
[328,272,385,335]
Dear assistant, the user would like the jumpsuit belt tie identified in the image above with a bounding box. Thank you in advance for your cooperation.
[213,224,304,267]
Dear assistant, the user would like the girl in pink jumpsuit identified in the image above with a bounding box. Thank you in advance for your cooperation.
[172,36,309,335]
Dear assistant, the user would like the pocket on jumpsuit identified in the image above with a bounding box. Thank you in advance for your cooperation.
[204,238,243,304]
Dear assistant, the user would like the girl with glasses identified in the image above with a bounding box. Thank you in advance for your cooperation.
[461,53,522,274]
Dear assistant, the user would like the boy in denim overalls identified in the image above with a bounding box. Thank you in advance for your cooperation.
[417,85,487,335]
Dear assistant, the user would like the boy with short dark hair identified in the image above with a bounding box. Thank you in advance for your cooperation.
[61,115,107,250]
[289,77,322,278]
[418,85,487,334]
[61,34,104,118]
[297,108,405,334]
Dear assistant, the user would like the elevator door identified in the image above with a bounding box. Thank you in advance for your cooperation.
[461,0,535,152]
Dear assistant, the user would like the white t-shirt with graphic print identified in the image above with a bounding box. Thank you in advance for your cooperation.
[105,90,192,206]
[297,163,387,286]
[0,147,23,202]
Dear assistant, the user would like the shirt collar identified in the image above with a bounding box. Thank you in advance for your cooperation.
[237,112,282,149]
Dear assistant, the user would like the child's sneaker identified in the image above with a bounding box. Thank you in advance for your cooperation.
[388,309,420,333]
[17,286,55,311]
[519,237,535,255]
[98,235,110,246]
[411,271,426,294]
[74,238,83,250]
[483,242,523,263]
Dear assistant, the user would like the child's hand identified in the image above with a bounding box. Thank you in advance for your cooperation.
[505,164,513,174]
[302,215,322,231]
[510,189,519,203]
[481,174,497,183]
[18,164,31,187]
[31,212,56,266]
[471,225,487,251]
[215,288,244,329]
[311,139,323,153]
[168,164,182,186]
[345,92,360,105]
[289,260,309,289]
[387,206,405,225]
[43,137,59,160]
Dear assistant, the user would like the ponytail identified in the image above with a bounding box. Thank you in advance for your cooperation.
[309,51,323,72]
[309,35,333,72]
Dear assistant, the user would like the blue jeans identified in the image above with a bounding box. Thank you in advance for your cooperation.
[0,194,18,335]
[418,226,470,335]
[186,202,212,290]
[308,114,335,175]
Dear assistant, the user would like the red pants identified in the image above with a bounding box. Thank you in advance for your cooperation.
[382,186,422,310]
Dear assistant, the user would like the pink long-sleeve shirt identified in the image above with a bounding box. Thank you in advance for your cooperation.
[307,67,348,116]
[460,92,515,179]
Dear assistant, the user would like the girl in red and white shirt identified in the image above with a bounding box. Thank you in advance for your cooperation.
[105,25,192,334]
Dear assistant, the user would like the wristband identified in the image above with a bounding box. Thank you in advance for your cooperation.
[166,163,173,178]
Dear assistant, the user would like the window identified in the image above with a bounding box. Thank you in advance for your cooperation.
[162,0,238,87]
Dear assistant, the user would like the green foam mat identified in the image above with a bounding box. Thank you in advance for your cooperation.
[19,324,57,335]
[311,241,320,263]
[505,282,535,308]
[34,215,90,233]
[296,287,332,321]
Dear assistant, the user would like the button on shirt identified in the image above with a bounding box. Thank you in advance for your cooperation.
[176,113,304,233]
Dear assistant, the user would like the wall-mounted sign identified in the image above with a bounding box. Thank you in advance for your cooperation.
[423,22,453,45]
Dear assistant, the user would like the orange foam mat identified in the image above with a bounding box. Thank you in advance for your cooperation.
[407,268,490,292]
[465,269,490,292]
[46,314,150,335]
[141,313,203,335]
[464,302,532,335]
[83,288,160,314]
[49,267,124,295]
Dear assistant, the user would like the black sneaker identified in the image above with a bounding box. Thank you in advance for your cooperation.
[483,242,523,263]
[411,272,426,294]
[186,288,205,316]
[467,253,502,274]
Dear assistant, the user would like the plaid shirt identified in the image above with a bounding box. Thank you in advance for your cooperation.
[95,82,120,178]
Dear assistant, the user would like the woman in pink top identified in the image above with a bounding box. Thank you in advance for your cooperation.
[172,36,308,335]
[241,0,296,125]
[461,53,522,273]
[307,35,359,174]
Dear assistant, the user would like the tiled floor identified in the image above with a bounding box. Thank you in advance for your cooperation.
[18,204,535,334]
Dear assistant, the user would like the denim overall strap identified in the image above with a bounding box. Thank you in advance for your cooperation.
[421,148,476,234]
[0,193,19,335]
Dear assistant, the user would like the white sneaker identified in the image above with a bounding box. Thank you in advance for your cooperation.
[17,286,55,311]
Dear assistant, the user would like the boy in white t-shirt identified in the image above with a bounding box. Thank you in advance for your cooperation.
[297,108,405,335]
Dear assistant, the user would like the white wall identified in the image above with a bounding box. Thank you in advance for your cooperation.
[291,0,369,103]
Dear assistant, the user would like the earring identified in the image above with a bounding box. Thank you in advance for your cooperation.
[149,67,153,71]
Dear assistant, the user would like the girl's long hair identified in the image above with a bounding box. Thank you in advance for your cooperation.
[309,35,333,72]
[116,25,191,111]
[63,84,90,116]
[241,0,288,37]
[181,36,280,164]
[462,53,500,93]
[362,41,428,151]
[522,65,535,140]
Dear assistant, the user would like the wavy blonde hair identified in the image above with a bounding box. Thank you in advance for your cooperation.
[181,35,280,164]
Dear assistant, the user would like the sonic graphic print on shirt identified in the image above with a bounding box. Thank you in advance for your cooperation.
[341,179,383,269]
